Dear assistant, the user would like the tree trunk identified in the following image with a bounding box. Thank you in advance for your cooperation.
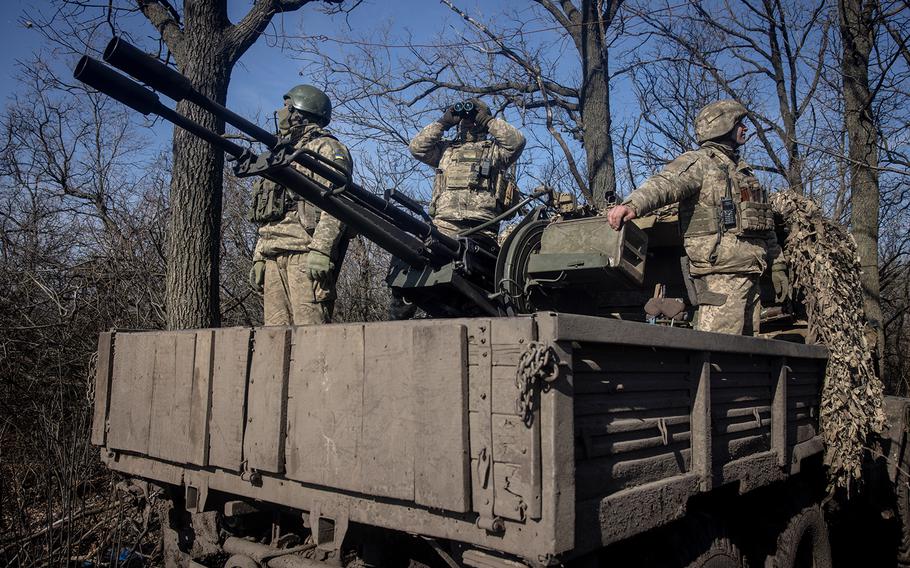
[840,0,884,366]
[579,0,617,208]
[165,4,232,330]
[784,119,805,194]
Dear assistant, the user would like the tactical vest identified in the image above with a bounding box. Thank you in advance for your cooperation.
[679,149,775,239]
[441,140,518,214]
[444,140,496,192]
[248,128,338,228]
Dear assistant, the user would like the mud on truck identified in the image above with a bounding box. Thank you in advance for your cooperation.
[78,38,910,568]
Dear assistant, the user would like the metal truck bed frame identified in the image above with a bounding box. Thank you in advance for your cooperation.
[91,313,827,563]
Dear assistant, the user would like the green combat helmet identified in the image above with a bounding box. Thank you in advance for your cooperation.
[284,84,332,127]
[694,99,747,144]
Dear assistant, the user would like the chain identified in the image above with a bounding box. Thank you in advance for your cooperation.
[515,341,559,427]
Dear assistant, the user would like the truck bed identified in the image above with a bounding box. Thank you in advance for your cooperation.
[91,313,827,563]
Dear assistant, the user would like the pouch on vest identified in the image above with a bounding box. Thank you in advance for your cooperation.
[494,164,520,218]
[445,143,493,191]
[738,201,774,232]
[298,200,322,232]
[249,178,292,224]
[429,169,446,217]
[679,205,721,237]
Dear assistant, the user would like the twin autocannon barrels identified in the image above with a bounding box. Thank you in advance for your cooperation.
[74,38,515,316]
[75,38,643,319]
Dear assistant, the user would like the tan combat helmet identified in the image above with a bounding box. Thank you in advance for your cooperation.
[694,99,748,144]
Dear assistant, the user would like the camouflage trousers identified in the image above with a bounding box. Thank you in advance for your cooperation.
[694,273,761,336]
[263,253,334,326]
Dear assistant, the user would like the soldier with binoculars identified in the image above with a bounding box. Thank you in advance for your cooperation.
[408,97,526,246]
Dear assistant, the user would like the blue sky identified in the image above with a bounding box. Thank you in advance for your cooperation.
[0,0,539,171]
[0,1,505,119]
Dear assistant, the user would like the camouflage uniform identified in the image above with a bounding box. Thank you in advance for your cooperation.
[621,100,781,335]
[252,123,352,325]
[408,117,525,243]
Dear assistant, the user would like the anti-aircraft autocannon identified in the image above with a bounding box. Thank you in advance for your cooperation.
[75,37,654,320]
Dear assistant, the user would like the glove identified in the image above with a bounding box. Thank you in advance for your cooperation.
[771,261,790,303]
[438,107,459,130]
[473,103,493,128]
[307,249,334,283]
[249,260,265,292]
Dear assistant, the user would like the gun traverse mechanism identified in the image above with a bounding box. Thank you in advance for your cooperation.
[75,38,651,319]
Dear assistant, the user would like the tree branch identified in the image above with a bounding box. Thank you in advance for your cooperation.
[135,0,184,55]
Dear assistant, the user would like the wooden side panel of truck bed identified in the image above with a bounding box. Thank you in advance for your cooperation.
[92,313,827,562]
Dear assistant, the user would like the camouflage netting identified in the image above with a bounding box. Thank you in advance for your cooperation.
[770,191,886,488]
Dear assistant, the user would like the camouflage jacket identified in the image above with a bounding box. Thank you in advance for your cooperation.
[409,118,525,223]
[623,142,781,276]
[253,124,352,260]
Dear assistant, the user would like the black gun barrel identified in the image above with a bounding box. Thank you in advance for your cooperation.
[104,37,278,147]
[74,56,435,268]
[75,56,161,116]
[76,56,249,156]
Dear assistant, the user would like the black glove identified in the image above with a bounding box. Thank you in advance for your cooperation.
[473,103,493,128]
[438,107,459,129]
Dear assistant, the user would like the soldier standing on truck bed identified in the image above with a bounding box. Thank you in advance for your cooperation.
[248,85,353,325]
[608,99,788,335]
[389,98,526,320]
[409,97,526,246]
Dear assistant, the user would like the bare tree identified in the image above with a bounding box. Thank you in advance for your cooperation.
[29,0,357,329]
[840,0,886,365]
[293,0,625,207]
[634,0,831,195]
[0,56,168,564]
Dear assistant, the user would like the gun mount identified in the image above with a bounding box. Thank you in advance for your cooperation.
[75,37,737,324]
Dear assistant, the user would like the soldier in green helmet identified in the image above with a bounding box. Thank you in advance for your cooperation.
[248,85,353,325]
[608,99,788,336]
[389,97,526,319]
[409,97,526,245]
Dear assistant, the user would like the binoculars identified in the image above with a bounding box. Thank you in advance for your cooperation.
[452,101,476,117]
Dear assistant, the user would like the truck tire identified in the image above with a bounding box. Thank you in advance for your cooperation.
[680,536,745,568]
[766,504,832,568]
[666,516,746,568]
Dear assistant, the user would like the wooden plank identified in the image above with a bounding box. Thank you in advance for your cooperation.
[690,352,712,490]
[468,321,495,526]
[170,332,198,464]
[286,324,364,492]
[772,357,788,467]
[491,413,540,521]
[244,327,291,473]
[534,314,575,552]
[491,365,520,415]
[208,328,251,471]
[107,332,156,454]
[413,323,470,513]
[187,330,214,467]
[550,313,827,359]
[91,331,115,446]
[148,333,178,461]
[493,317,542,519]
[361,323,416,500]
